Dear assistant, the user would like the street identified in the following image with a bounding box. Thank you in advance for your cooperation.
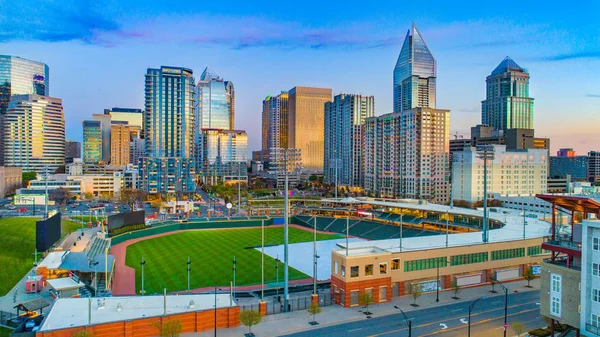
[282,290,542,337]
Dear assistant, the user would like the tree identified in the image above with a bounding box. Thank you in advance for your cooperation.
[511,322,525,337]
[523,266,536,287]
[152,318,182,337]
[450,278,461,299]
[410,283,422,307]
[49,187,73,205]
[72,330,94,337]
[307,302,322,324]
[309,174,318,182]
[84,192,95,200]
[359,291,374,315]
[239,309,262,335]
[22,172,37,187]
[120,188,147,211]
[151,199,164,212]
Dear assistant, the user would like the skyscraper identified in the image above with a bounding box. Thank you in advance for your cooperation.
[199,129,248,184]
[4,95,64,173]
[104,108,144,138]
[481,57,534,131]
[65,140,81,163]
[110,124,131,166]
[260,92,289,163]
[82,120,103,164]
[288,86,332,171]
[93,113,112,163]
[393,24,436,113]
[324,94,374,187]
[141,66,195,194]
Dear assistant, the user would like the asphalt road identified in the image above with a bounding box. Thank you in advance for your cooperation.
[282,290,542,337]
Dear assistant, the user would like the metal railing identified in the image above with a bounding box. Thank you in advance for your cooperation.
[239,293,334,315]
[544,257,581,271]
[544,238,582,251]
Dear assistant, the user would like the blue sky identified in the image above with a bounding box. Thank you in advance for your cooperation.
[1,0,599,154]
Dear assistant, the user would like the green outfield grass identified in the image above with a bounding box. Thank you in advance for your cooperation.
[124,227,341,294]
[0,217,81,296]
[0,326,13,337]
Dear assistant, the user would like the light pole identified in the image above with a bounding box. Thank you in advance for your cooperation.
[261,219,265,301]
[468,296,486,337]
[44,165,48,218]
[187,256,191,294]
[275,255,280,301]
[400,211,403,251]
[313,215,317,294]
[476,145,495,243]
[445,210,449,247]
[140,256,146,296]
[214,287,219,337]
[393,306,412,337]
[232,256,236,301]
[238,162,242,215]
[491,277,508,337]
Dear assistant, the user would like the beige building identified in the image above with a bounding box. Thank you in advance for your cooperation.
[288,86,332,171]
[0,166,22,198]
[110,124,131,166]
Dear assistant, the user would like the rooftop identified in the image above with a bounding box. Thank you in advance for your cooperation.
[491,56,526,75]
[46,277,85,291]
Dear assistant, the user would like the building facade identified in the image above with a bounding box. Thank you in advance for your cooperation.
[261,92,289,165]
[92,113,112,163]
[482,57,534,132]
[363,108,450,203]
[83,120,103,164]
[65,140,81,163]
[199,129,248,184]
[288,86,332,171]
[550,148,588,180]
[104,108,144,137]
[588,151,600,183]
[581,220,600,336]
[452,145,547,203]
[141,66,195,194]
[4,95,65,173]
[324,94,374,188]
[393,24,436,113]
[130,137,145,166]
[110,124,130,166]
[0,166,22,198]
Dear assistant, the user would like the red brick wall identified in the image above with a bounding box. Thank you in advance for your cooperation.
[331,275,392,307]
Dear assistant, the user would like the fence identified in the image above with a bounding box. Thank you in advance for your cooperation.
[240,293,334,315]
[0,309,18,328]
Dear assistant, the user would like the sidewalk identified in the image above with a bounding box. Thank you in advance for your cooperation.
[186,278,541,337]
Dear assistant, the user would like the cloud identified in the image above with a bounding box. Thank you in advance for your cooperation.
[586,94,600,98]
[537,51,600,62]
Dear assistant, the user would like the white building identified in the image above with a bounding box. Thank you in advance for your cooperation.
[452,145,547,203]
[581,220,600,336]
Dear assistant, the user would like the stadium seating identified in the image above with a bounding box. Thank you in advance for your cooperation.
[85,237,110,261]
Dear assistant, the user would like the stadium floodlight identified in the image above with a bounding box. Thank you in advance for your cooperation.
[269,147,302,312]
[140,257,146,296]
[476,145,495,243]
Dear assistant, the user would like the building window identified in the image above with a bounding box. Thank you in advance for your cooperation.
[594,263,600,277]
[551,296,561,316]
[341,265,345,277]
[450,252,488,266]
[379,263,387,275]
[334,262,339,274]
[391,259,400,270]
[491,248,525,261]
[404,257,447,272]
[592,314,600,328]
[379,286,387,302]
[350,266,359,278]
[593,288,600,303]
[365,264,373,276]
[550,273,561,317]
[527,245,543,256]
[594,237,600,251]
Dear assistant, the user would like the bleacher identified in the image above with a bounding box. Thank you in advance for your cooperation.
[85,236,110,261]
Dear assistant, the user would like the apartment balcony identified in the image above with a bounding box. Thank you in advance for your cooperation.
[542,237,581,257]
[544,256,581,271]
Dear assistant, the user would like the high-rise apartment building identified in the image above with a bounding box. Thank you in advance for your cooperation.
[110,124,131,166]
[199,129,248,184]
[104,108,144,138]
[260,92,289,164]
[393,24,436,113]
[4,94,64,173]
[93,113,112,163]
[82,120,103,164]
[140,66,195,194]
[482,57,534,132]
[65,140,81,163]
[130,137,145,166]
[363,108,450,203]
[0,55,50,165]
[288,86,332,171]
[324,94,374,187]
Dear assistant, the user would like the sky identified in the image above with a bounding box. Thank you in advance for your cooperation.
[1,0,599,155]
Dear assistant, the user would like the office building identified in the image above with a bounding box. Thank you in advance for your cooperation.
[0,55,49,165]
[549,148,588,180]
[588,151,600,183]
[141,66,195,194]
[324,94,374,188]
[451,145,547,203]
[288,86,332,171]
[4,94,64,173]
[104,108,143,137]
[65,141,81,163]
[82,120,103,164]
[393,24,436,113]
[130,137,145,166]
[482,57,534,132]
[260,92,289,165]
[110,124,131,166]
[363,107,450,203]
[93,113,112,163]
[0,166,22,198]
[199,129,248,184]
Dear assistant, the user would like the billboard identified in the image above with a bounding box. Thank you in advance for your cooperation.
[36,212,62,252]
[108,210,145,235]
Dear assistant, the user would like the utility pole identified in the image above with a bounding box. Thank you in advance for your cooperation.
[399,212,403,251]
[232,256,236,302]
[140,256,146,296]
[187,256,191,294]
[313,215,317,294]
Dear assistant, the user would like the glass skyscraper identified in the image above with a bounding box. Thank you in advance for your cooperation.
[393,24,436,113]
[82,120,103,164]
[481,57,534,131]
[4,95,64,173]
[194,67,234,130]
[141,66,195,194]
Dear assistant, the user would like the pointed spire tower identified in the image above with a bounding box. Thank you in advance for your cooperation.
[393,23,436,112]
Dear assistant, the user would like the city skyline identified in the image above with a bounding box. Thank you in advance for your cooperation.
[2,1,599,155]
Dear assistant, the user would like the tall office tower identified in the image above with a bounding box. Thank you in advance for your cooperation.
[288,86,332,171]
[4,95,64,173]
[324,94,374,187]
[110,124,131,166]
[104,108,144,138]
[0,55,49,165]
[92,113,112,163]
[65,140,81,163]
[481,57,534,131]
[82,120,103,164]
[199,129,248,184]
[363,108,450,203]
[141,66,195,194]
[260,92,289,164]
[393,24,436,113]
[130,137,145,166]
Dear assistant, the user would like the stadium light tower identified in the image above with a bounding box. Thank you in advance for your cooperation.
[476,145,495,243]
[270,147,302,312]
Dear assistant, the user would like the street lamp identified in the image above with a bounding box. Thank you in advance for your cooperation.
[140,257,146,296]
[393,306,412,337]
[445,210,449,247]
[476,145,495,243]
[214,287,221,337]
[275,255,280,301]
[187,256,191,294]
[468,296,486,337]
[232,256,236,301]
[490,277,508,337]
[435,258,448,302]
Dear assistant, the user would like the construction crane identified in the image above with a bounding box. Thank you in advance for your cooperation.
[453,132,464,140]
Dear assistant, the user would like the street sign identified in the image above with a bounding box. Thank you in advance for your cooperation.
[226,203,232,209]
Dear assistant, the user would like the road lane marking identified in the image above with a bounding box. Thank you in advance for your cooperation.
[348,328,363,332]
[460,318,468,324]
[439,323,448,329]
[492,301,502,305]
[420,308,538,336]
[451,309,462,312]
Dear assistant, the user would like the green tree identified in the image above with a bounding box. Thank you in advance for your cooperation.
[239,309,262,335]
[524,266,536,287]
[120,188,147,211]
[359,291,374,314]
[22,172,37,187]
[152,318,182,337]
[49,187,73,205]
[309,174,318,182]
[307,302,322,324]
[83,191,95,200]
[511,322,525,337]
[410,283,423,306]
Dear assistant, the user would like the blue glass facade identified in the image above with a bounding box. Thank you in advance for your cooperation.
[550,156,588,180]
[393,24,436,113]
[82,120,103,164]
